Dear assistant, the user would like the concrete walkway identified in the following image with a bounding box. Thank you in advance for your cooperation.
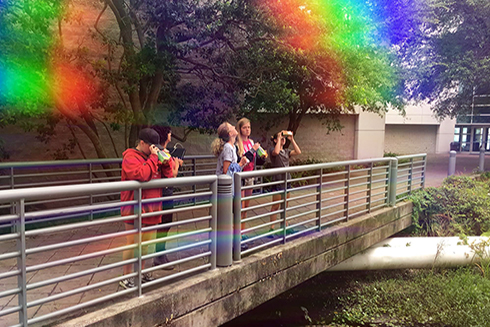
[425,152,484,187]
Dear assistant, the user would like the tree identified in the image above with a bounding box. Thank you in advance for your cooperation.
[229,0,405,135]
[0,0,266,158]
[391,0,490,118]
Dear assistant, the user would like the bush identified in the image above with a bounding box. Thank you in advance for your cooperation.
[332,268,490,327]
[409,175,490,236]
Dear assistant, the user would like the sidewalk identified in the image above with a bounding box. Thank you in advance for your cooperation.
[425,152,484,187]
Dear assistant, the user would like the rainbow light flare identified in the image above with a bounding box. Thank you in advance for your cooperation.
[262,0,393,107]
[0,0,94,112]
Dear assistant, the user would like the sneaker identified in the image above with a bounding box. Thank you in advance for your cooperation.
[142,272,155,283]
[119,277,135,289]
[153,255,175,271]
[266,228,277,239]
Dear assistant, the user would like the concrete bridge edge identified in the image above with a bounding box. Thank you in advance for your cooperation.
[48,202,412,327]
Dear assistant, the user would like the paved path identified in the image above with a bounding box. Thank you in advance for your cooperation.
[425,152,484,187]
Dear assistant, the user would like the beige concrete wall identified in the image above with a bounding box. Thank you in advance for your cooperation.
[384,125,438,155]
[248,114,356,163]
[0,114,356,163]
[354,110,385,159]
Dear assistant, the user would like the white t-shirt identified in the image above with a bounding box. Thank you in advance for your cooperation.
[216,143,237,175]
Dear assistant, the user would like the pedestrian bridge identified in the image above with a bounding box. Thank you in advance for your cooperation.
[0,154,425,327]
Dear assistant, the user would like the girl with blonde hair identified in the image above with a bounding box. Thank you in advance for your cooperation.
[236,118,266,230]
[212,122,248,174]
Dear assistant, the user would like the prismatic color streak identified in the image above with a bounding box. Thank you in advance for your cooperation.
[0,0,93,110]
[262,0,389,104]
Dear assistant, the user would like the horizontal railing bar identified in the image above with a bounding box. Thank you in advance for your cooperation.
[286,200,319,212]
[143,252,210,275]
[27,258,137,291]
[242,209,283,223]
[0,232,19,242]
[242,238,283,255]
[26,243,137,273]
[241,221,277,235]
[0,175,218,202]
[141,203,212,219]
[321,215,347,227]
[0,287,20,298]
[25,214,135,236]
[0,305,21,318]
[142,216,212,234]
[321,201,347,211]
[144,240,212,261]
[141,263,211,289]
[320,193,346,203]
[0,269,20,280]
[286,209,319,221]
[26,229,135,255]
[287,217,319,230]
[0,251,19,261]
[142,228,212,246]
[321,208,347,219]
[285,225,318,240]
[241,200,282,212]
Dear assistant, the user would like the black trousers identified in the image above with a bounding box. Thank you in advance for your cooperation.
[156,187,173,253]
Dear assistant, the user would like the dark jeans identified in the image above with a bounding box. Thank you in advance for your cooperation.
[156,187,173,254]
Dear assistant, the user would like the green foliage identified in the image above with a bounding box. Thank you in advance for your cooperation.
[395,0,490,118]
[410,176,490,236]
[332,268,490,327]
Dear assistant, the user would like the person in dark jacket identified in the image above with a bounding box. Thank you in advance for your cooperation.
[119,128,163,289]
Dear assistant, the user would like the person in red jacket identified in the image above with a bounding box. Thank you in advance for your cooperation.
[119,128,163,289]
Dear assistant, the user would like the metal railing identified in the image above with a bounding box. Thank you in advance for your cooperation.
[0,176,217,327]
[232,157,397,260]
[0,153,426,326]
[394,154,426,203]
[0,155,216,224]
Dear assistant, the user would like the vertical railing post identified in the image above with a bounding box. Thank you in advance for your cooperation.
[422,155,427,189]
[479,146,485,172]
[345,165,350,221]
[209,179,218,269]
[448,150,456,176]
[368,162,373,213]
[408,158,413,195]
[135,188,142,297]
[316,168,323,231]
[89,163,94,221]
[217,175,233,266]
[233,174,242,261]
[15,199,27,327]
[281,173,288,243]
[192,159,197,205]
[10,167,15,233]
[388,159,398,206]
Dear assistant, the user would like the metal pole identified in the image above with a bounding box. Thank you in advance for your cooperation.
[210,179,218,269]
[479,146,485,172]
[135,188,142,297]
[422,155,427,189]
[282,173,288,243]
[345,165,350,221]
[16,199,27,327]
[368,162,373,213]
[448,150,457,176]
[316,168,322,231]
[217,175,233,266]
[233,174,242,262]
[89,163,93,221]
[388,159,398,206]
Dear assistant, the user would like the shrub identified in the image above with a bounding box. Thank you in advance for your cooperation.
[409,175,490,236]
[332,268,490,327]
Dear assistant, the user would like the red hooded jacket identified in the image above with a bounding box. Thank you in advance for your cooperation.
[121,148,162,225]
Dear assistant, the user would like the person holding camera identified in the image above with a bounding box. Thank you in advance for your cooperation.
[120,128,164,289]
[268,130,301,234]
[152,125,183,269]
